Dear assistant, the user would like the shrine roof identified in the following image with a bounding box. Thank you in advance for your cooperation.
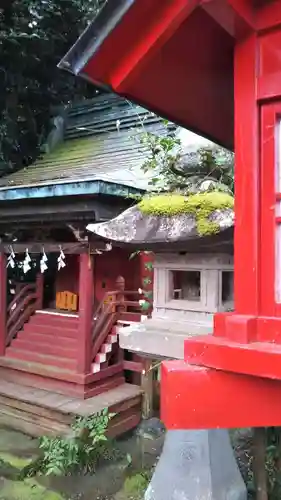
[59,0,235,149]
[0,93,165,193]
[87,192,234,252]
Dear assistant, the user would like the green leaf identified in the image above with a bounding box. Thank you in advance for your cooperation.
[144,262,153,271]
[142,277,152,286]
[141,300,151,311]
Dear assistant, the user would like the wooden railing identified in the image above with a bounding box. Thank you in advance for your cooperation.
[6,276,43,347]
[91,281,144,363]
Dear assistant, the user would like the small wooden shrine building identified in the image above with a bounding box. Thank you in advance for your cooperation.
[0,93,165,435]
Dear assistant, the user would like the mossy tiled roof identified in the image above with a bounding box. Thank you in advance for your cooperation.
[0,93,166,191]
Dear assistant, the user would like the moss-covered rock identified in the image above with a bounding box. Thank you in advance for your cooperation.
[0,429,38,458]
[138,191,234,236]
[0,478,63,500]
[0,452,34,471]
[115,471,151,499]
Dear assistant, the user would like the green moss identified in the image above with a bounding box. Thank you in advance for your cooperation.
[138,191,234,236]
[41,137,101,164]
[123,473,149,496]
[0,478,63,500]
[0,452,33,470]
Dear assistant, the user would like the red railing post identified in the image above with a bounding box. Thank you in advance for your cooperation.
[77,253,94,374]
[115,276,126,313]
[0,253,7,355]
[35,273,44,310]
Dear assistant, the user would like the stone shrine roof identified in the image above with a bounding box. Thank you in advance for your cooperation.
[87,192,234,252]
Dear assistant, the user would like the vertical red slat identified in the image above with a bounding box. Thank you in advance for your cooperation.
[260,105,277,317]
[0,253,7,355]
[233,34,260,315]
[77,253,94,374]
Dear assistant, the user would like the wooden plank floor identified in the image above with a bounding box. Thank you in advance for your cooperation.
[0,380,143,437]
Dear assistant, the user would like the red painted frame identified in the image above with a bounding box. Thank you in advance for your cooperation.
[260,104,281,319]
[161,1,281,429]
[161,360,281,429]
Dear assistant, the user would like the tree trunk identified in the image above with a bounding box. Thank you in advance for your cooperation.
[252,427,268,500]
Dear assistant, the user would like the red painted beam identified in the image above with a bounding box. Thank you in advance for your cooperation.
[202,0,254,39]
[83,0,201,91]
[184,335,281,380]
[256,1,281,32]
[161,360,281,429]
[123,360,143,373]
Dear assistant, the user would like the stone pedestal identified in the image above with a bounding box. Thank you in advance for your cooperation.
[144,429,247,500]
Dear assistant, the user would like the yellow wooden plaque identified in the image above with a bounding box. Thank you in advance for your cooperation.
[56,291,78,312]
[103,294,113,305]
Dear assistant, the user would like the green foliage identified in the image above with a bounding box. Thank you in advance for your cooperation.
[23,409,115,477]
[130,250,153,312]
[265,428,281,499]
[123,471,151,498]
[137,120,234,194]
[144,261,153,272]
[0,0,105,175]
[239,427,281,500]
[138,191,234,236]
[142,277,152,286]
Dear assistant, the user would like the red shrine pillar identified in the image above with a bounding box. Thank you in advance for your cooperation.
[162,8,281,429]
[77,253,94,374]
[0,253,7,356]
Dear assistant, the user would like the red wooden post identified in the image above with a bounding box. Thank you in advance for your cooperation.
[0,253,7,355]
[35,273,44,310]
[77,253,94,374]
[115,275,126,313]
[211,34,259,343]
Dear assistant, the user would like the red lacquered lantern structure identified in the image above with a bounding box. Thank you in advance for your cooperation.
[60,0,281,428]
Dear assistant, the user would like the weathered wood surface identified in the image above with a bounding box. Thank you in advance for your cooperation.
[0,380,142,437]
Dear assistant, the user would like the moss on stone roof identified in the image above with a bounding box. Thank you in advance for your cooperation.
[138,191,234,236]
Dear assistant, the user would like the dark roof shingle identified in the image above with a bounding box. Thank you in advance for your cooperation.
[0,93,165,191]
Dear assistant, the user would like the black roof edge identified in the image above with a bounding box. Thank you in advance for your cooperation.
[58,0,136,77]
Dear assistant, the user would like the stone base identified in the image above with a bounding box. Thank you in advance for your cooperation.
[144,429,247,500]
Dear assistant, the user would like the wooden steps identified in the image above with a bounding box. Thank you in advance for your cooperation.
[0,356,125,399]
[16,331,77,349]
[5,347,77,370]
[6,311,79,370]
[0,380,142,438]
[91,332,118,373]
[23,324,78,338]
[2,308,143,400]
[12,338,77,358]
